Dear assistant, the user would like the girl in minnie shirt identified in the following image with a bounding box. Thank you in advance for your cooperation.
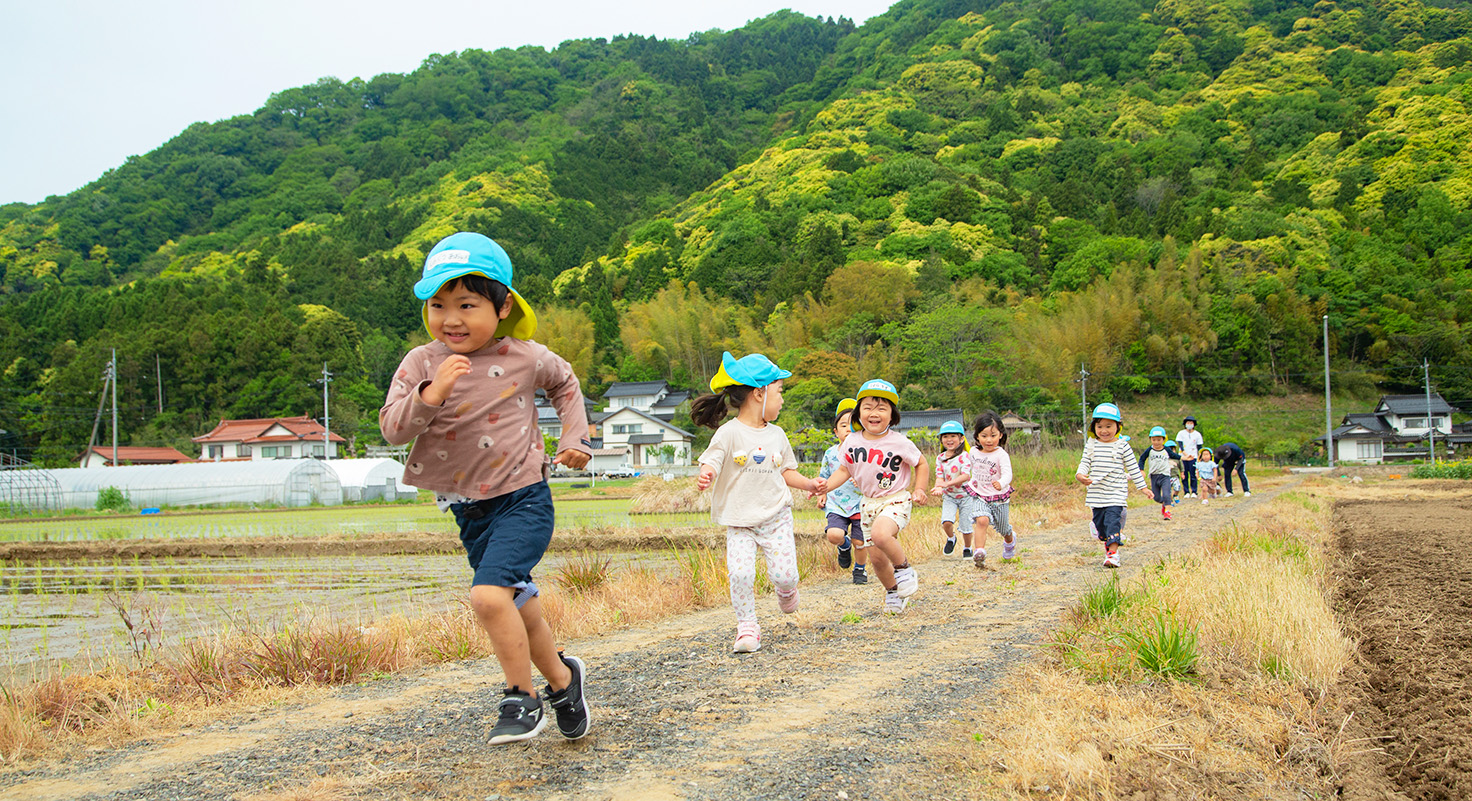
[818,379,930,614]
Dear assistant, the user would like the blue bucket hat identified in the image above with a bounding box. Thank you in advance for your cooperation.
[709,352,791,392]
[938,420,966,436]
[415,232,537,340]
[1119,434,1131,443]
[1165,439,1178,448]
[1091,402,1122,422]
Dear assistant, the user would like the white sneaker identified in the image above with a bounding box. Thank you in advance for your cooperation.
[884,591,909,614]
[893,566,919,598]
[1223,491,1233,497]
[1202,499,1209,505]
[732,623,761,653]
[1103,551,1121,568]
[1244,491,1252,497]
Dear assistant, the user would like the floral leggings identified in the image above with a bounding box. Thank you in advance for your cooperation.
[727,507,800,625]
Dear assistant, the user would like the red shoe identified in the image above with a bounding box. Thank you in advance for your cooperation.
[1162,507,1172,520]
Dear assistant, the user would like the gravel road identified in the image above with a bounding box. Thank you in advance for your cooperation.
[0,481,1291,801]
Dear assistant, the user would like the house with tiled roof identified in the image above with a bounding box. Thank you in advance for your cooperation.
[1316,393,1468,463]
[77,446,194,468]
[193,416,346,461]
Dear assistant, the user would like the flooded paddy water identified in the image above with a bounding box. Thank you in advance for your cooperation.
[0,497,824,684]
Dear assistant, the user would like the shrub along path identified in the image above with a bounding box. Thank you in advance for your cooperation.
[0,480,1294,801]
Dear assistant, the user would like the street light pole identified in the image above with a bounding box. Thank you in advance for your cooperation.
[1323,316,1333,468]
[1424,358,1436,467]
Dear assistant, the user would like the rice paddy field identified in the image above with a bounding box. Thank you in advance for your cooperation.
[0,491,831,684]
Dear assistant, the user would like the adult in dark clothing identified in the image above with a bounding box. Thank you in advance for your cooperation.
[1214,442,1250,496]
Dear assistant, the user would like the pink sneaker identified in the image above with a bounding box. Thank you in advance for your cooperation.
[777,587,799,614]
[732,622,761,653]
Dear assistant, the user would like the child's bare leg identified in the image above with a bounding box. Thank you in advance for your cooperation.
[825,526,847,546]
[470,585,541,694]
[961,525,973,550]
[853,530,870,566]
[867,517,903,587]
[519,594,571,691]
[974,517,991,552]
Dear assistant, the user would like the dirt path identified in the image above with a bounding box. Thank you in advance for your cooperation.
[0,481,1296,801]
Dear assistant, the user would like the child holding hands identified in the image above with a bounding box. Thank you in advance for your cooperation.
[818,380,930,614]
[817,398,870,584]
[931,420,982,559]
[694,352,823,653]
[969,410,1017,567]
[1075,403,1152,569]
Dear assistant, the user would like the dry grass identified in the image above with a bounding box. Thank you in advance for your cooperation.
[962,489,1354,799]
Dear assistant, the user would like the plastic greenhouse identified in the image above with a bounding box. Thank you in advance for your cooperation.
[0,453,63,514]
[45,460,343,510]
[322,458,417,502]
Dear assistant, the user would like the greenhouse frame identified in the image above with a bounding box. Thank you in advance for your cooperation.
[322,458,417,502]
[43,460,343,510]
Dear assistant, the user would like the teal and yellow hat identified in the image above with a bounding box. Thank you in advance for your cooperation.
[709,352,791,392]
[833,397,857,424]
[855,378,899,405]
[415,232,537,340]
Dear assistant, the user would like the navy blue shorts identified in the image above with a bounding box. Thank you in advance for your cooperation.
[451,481,554,598]
[825,512,864,543]
[1091,506,1124,548]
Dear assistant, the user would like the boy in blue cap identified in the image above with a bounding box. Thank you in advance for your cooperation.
[380,232,593,744]
[1138,426,1178,520]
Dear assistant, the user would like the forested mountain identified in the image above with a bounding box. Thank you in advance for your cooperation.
[2,0,1471,464]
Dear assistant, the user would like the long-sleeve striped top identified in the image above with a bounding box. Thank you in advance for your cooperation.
[1076,438,1149,508]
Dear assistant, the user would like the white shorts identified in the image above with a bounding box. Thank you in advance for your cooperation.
[861,491,911,534]
[941,493,985,534]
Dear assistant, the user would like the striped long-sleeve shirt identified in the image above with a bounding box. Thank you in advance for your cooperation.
[1076,438,1149,508]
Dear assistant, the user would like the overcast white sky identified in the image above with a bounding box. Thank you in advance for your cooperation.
[0,0,896,205]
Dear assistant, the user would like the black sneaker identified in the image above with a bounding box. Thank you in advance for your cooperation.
[943,537,956,555]
[543,653,590,740]
[488,690,546,744]
[852,566,868,584]
[962,548,973,559]
[837,537,853,569]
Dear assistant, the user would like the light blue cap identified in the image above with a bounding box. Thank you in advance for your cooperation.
[1150,426,1168,438]
[1165,439,1178,448]
[709,352,791,391]
[1119,434,1132,442]
[938,420,966,435]
[1091,402,1121,422]
[414,232,535,339]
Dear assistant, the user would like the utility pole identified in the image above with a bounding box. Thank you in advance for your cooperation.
[1323,315,1333,468]
[87,358,113,463]
[1075,362,1091,429]
[110,349,118,468]
[156,354,163,414]
[319,363,333,460]
[1424,358,1436,467]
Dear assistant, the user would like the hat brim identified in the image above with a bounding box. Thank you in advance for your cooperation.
[421,288,537,342]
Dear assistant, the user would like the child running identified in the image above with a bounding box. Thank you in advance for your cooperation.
[817,379,930,613]
[931,420,982,559]
[694,352,823,654]
[1196,447,1218,502]
[380,231,591,744]
[969,410,1017,567]
[1139,426,1177,520]
[1075,403,1153,568]
[817,398,870,584]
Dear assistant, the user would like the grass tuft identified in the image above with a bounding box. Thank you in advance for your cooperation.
[1126,612,1201,680]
